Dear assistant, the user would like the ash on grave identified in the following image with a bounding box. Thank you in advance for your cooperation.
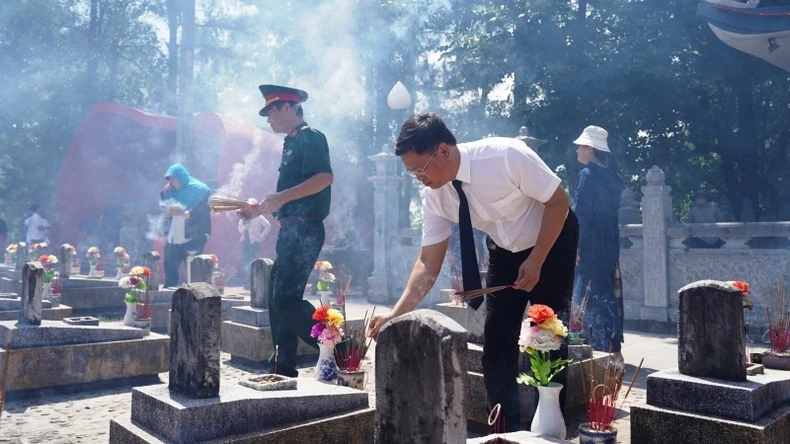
[0,262,167,395]
[110,282,374,444]
[631,280,790,444]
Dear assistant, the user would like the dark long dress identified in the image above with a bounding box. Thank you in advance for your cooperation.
[572,162,624,352]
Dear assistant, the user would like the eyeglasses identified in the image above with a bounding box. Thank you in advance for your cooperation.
[405,148,438,178]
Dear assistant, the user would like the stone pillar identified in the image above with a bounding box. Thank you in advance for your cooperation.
[190,254,214,284]
[641,166,671,324]
[143,251,161,291]
[618,188,641,225]
[375,310,468,444]
[250,258,273,309]
[169,282,221,398]
[367,150,402,304]
[677,280,746,381]
[59,244,73,279]
[19,261,44,326]
[15,242,26,271]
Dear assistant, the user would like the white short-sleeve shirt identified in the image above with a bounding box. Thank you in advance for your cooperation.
[421,137,563,253]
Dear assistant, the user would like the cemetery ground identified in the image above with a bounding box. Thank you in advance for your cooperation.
[0,289,759,443]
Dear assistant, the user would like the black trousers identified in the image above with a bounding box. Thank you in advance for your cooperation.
[268,220,323,375]
[482,210,578,432]
[163,235,207,288]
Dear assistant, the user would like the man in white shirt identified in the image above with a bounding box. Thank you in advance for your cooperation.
[25,204,50,245]
[367,113,578,432]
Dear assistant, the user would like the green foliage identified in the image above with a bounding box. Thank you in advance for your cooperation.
[518,348,573,387]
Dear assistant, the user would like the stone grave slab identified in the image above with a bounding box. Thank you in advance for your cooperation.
[124,379,369,444]
[0,333,168,392]
[434,301,486,343]
[222,318,366,365]
[60,276,127,314]
[232,305,271,326]
[631,402,790,444]
[468,431,571,443]
[0,304,72,321]
[646,369,790,422]
[110,406,374,444]
[0,320,144,348]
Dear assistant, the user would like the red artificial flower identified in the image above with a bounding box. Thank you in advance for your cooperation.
[38,254,49,263]
[142,266,151,278]
[732,281,750,295]
[527,304,557,324]
[312,306,330,322]
[210,254,218,263]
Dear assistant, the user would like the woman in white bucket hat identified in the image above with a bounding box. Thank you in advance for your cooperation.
[571,125,625,365]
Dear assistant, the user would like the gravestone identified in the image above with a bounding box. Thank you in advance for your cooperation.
[169,282,221,398]
[15,242,26,271]
[718,196,735,222]
[143,251,160,290]
[250,258,273,309]
[678,280,746,381]
[189,254,214,285]
[375,309,467,444]
[741,198,757,222]
[19,261,43,326]
[58,244,73,279]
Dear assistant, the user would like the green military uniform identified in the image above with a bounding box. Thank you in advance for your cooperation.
[258,85,332,376]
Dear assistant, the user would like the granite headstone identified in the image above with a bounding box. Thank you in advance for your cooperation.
[168,282,221,398]
[375,309,468,444]
[678,280,746,381]
[250,258,273,309]
[143,251,161,290]
[19,261,43,326]
[189,254,214,285]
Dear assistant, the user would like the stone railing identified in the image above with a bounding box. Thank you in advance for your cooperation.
[619,166,790,335]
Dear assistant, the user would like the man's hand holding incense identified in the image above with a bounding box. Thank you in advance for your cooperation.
[367,313,394,341]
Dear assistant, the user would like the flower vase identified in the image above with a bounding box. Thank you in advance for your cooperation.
[314,343,338,383]
[115,268,123,280]
[89,264,97,277]
[317,291,332,308]
[530,383,566,440]
[42,282,51,300]
[123,301,137,327]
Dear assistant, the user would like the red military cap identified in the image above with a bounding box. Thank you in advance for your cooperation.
[258,85,309,116]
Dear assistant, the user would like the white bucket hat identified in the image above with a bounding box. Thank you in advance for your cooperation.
[573,125,610,153]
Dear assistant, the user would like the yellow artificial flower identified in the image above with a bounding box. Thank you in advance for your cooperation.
[326,308,344,328]
[539,317,568,338]
[130,266,145,276]
[47,255,58,264]
[114,247,126,254]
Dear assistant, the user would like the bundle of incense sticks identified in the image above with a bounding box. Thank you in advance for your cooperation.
[208,190,258,213]
[455,285,513,301]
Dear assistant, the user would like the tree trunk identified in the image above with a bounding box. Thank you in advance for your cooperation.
[84,0,100,110]
[166,0,180,115]
[177,0,195,159]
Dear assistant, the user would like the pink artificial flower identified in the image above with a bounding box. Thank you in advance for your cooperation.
[518,323,541,352]
[318,326,342,345]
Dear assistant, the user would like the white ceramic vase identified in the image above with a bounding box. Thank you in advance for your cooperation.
[317,291,332,307]
[115,268,123,280]
[89,264,97,277]
[42,282,51,300]
[123,301,137,327]
[531,383,566,440]
[314,343,338,383]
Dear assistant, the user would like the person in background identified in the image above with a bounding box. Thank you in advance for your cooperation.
[0,212,8,254]
[687,190,725,248]
[238,198,272,288]
[99,193,125,253]
[160,164,212,288]
[515,126,548,153]
[367,113,578,432]
[571,125,625,364]
[238,84,333,377]
[25,204,50,245]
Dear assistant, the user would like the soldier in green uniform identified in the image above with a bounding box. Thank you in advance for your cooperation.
[238,84,333,376]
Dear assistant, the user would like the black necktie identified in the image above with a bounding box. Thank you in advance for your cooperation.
[452,180,483,310]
